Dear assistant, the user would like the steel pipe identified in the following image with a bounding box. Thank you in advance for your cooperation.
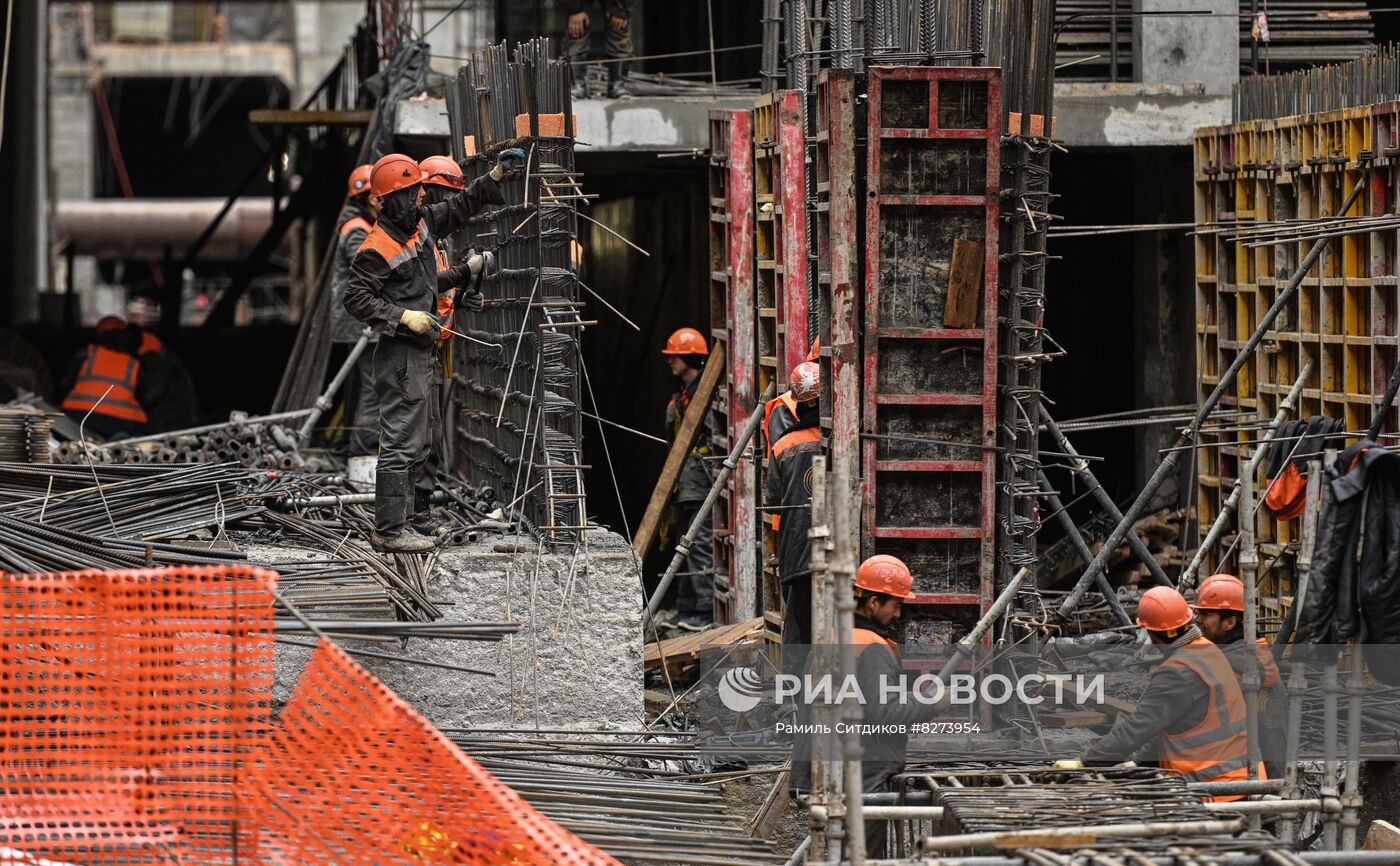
[56,198,282,260]
[919,817,1246,853]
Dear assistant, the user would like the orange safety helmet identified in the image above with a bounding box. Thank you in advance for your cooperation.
[790,360,820,402]
[1136,586,1193,632]
[347,163,373,198]
[95,316,126,335]
[1193,573,1245,613]
[419,155,465,189]
[855,555,915,600]
[662,327,709,356]
[370,153,425,198]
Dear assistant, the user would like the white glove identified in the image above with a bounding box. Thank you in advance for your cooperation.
[400,309,436,335]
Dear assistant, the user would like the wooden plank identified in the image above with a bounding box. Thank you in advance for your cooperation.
[249,109,373,127]
[944,238,985,329]
[633,341,727,561]
[643,615,762,671]
[1365,820,1400,851]
[1038,710,1109,728]
[1064,680,1136,717]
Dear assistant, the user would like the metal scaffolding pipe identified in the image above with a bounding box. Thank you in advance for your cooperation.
[937,567,1029,680]
[811,805,945,823]
[1204,798,1328,816]
[871,852,1400,866]
[1180,362,1312,588]
[920,817,1246,852]
[1058,172,1369,620]
[55,198,282,260]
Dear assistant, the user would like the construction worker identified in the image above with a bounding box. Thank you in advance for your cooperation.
[559,0,633,99]
[60,316,165,439]
[130,325,198,432]
[330,163,381,459]
[790,554,943,859]
[1193,573,1287,778]
[765,360,822,644]
[662,327,718,631]
[413,154,488,537]
[343,148,524,553]
[1057,586,1264,799]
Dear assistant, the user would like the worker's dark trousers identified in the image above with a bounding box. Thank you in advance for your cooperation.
[373,338,433,533]
[415,349,445,501]
[674,501,714,619]
[781,579,811,645]
[346,347,381,458]
[561,0,633,83]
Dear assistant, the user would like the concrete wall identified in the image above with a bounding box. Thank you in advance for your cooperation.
[260,531,644,731]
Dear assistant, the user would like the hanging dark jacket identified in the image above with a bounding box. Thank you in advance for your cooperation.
[1300,441,1400,682]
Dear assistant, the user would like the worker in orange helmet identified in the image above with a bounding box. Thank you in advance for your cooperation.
[1057,586,1264,799]
[790,554,946,858]
[660,327,719,631]
[1193,573,1286,778]
[59,316,167,439]
[330,164,382,459]
[343,147,524,553]
[765,360,822,645]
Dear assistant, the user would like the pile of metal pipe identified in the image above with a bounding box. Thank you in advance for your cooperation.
[0,408,52,463]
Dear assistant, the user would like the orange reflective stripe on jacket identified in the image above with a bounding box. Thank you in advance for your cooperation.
[61,346,147,424]
[339,216,373,238]
[358,219,429,270]
[1159,636,1265,800]
[773,425,821,458]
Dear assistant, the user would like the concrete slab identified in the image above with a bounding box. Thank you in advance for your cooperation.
[87,42,295,85]
[397,94,754,152]
[1053,82,1231,148]
[253,529,643,731]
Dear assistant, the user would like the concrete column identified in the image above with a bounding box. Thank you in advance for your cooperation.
[5,0,49,325]
[1133,0,1237,94]
[1131,150,1196,509]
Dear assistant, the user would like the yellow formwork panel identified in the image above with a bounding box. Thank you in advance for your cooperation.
[1192,103,1395,603]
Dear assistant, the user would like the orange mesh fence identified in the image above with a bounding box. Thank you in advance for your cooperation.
[241,639,623,866]
[0,566,277,865]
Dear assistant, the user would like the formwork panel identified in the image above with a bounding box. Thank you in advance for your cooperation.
[862,66,1000,641]
[709,108,758,624]
[1193,101,1400,629]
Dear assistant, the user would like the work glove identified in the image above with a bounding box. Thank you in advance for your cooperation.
[462,289,485,313]
[1052,759,1084,770]
[400,309,437,336]
[490,147,527,181]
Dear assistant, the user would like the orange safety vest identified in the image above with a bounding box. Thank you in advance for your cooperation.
[852,627,897,655]
[1158,636,1266,801]
[62,345,148,424]
[138,330,163,356]
[433,242,455,320]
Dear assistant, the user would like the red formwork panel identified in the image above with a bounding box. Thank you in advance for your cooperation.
[861,66,1001,648]
[708,108,759,625]
[815,69,861,488]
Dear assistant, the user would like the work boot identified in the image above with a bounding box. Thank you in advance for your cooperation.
[371,470,435,554]
[607,77,630,99]
[571,78,587,100]
[411,489,451,540]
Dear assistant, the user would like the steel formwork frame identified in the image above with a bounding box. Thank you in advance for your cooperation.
[861,66,1001,645]
[709,109,759,624]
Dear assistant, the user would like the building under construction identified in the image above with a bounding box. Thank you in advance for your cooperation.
[5,1,1400,865]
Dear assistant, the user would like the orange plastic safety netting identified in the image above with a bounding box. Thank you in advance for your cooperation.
[0,566,621,866]
[240,639,622,866]
[0,565,277,865]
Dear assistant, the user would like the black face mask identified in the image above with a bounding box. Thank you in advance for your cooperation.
[380,186,420,233]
